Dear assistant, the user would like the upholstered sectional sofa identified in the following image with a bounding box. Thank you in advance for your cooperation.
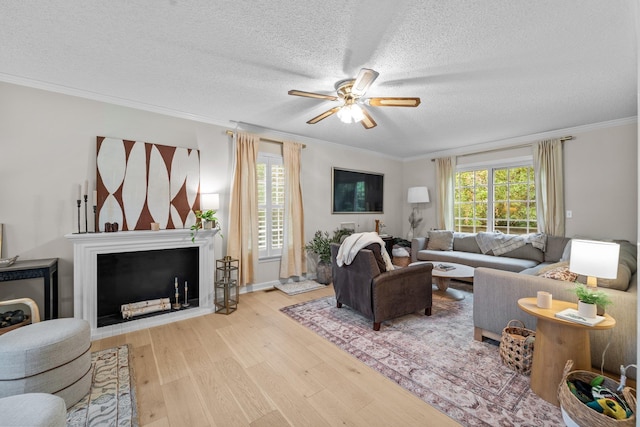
[411,231,637,378]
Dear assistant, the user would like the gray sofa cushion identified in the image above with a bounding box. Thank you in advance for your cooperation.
[545,235,572,262]
[500,243,544,263]
[427,230,454,251]
[453,232,481,253]
[415,249,538,272]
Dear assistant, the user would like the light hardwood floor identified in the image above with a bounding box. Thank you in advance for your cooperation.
[91,285,462,427]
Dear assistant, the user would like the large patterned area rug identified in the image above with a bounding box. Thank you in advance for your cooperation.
[281,285,564,426]
[67,344,138,427]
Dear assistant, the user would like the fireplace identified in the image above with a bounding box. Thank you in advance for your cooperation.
[66,229,215,339]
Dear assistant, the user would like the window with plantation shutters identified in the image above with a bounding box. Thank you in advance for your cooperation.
[257,153,284,258]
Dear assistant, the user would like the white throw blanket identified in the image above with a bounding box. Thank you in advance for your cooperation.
[476,232,546,256]
[336,232,394,271]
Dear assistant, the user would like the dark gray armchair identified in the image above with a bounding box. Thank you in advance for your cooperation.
[330,243,433,330]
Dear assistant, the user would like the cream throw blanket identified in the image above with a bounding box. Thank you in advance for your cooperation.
[475,232,546,256]
[336,232,394,271]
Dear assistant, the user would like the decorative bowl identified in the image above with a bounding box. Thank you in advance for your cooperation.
[0,255,18,268]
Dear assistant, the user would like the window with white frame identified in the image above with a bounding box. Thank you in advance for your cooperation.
[454,162,537,234]
[257,153,284,258]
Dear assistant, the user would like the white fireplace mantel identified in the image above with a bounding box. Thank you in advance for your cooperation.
[65,229,216,340]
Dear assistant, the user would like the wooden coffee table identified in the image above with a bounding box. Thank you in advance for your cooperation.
[411,261,474,301]
[518,297,616,406]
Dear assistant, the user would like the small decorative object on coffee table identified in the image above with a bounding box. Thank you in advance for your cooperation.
[518,297,615,406]
[410,261,474,300]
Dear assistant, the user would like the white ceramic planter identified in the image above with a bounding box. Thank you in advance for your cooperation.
[578,300,597,318]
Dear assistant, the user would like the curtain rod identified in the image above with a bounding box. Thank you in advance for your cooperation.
[430,135,574,162]
[225,130,307,148]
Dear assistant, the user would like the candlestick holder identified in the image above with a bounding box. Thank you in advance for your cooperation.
[76,199,81,234]
[83,195,88,233]
[182,282,190,308]
[92,205,97,233]
[172,291,181,310]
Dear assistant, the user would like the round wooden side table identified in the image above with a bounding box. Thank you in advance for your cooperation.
[517,297,615,406]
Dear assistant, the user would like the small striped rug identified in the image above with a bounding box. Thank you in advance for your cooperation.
[275,280,326,295]
[66,344,138,427]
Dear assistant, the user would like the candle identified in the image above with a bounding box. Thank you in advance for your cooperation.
[77,184,81,201]
[93,190,98,206]
[83,180,88,196]
[537,291,552,309]
[185,281,188,291]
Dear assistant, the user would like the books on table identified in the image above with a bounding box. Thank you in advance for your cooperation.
[555,308,605,326]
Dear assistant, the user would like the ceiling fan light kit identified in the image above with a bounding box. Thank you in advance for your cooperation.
[289,68,420,129]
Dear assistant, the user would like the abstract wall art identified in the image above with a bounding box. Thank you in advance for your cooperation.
[96,137,200,231]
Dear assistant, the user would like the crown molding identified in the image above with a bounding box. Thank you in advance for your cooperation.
[0,73,231,127]
[409,116,638,162]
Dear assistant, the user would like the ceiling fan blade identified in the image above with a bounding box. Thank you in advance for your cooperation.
[360,108,377,129]
[351,68,379,97]
[288,90,338,101]
[307,107,341,124]
[367,97,421,107]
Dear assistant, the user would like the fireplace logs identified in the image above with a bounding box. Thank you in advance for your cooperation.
[121,298,171,319]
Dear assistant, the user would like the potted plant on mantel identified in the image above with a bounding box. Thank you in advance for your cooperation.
[572,283,612,318]
[190,210,222,242]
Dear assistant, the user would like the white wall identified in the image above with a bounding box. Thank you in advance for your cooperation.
[0,82,405,315]
[1,82,636,319]
[402,120,638,243]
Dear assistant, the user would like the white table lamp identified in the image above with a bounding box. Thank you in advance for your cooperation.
[201,193,220,211]
[569,239,619,287]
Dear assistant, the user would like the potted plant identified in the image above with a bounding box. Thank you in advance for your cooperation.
[572,283,612,317]
[190,210,222,242]
[305,230,333,284]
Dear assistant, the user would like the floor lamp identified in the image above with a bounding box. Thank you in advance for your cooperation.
[407,186,429,238]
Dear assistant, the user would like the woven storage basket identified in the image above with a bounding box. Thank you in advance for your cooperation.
[499,319,535,375]
[558,360,636,427]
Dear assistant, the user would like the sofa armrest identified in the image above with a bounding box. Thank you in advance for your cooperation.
[473,267,637,378]
[411,237,428,262]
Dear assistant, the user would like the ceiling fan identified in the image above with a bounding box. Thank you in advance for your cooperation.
[288,68,421,129]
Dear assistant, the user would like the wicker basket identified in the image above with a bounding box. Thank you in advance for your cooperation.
[499,319,535,375]
[558,360,636,427]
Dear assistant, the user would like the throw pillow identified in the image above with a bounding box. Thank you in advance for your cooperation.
[426,230,454,251]
[537,262,578,282]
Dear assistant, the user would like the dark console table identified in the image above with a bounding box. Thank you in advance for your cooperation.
[0,258,58,320]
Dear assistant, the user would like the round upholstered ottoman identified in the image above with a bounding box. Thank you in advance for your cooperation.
[0,393,67,427]
[0,318,91,408]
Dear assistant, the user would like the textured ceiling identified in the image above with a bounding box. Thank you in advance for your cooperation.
[0,1,637,158]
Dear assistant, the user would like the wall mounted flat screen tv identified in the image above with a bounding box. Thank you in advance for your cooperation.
[332,167,384,213]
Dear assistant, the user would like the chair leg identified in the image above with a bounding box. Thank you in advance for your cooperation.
[373,322,381,331]
[336,302,342,308]
[425,307,432,316]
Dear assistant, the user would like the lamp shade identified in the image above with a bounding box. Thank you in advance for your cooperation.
[569,239,620,279]
[201,193,220,210]
[407,186,430,204]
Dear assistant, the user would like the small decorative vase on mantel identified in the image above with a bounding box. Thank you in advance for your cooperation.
[577,300,597,319]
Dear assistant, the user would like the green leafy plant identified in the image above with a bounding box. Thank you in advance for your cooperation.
[572,283,612,308]
[305,228,354,264]
[305,230,332,264]
[190,210,222,242]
